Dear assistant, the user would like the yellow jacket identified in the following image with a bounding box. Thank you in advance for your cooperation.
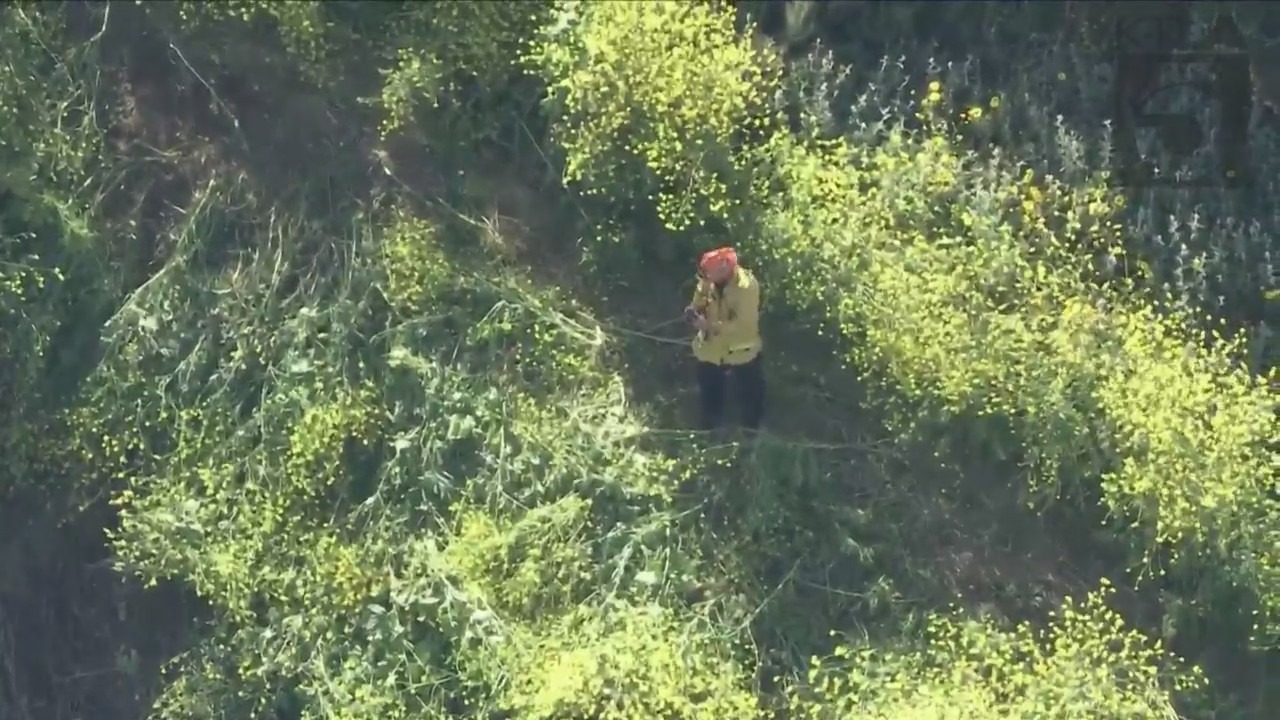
[689,267,762,365]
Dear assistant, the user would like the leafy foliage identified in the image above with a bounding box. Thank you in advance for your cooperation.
[0,4,116,507]
[535,0,1278,643]
[0,3,104,230]
[495,603,759,720]
[751,100,1278,642]
[792,582,1204,719]
[377,0,552,140]
[528,0,780,237]
[769,2,1280,374]
[3,2,1279,720]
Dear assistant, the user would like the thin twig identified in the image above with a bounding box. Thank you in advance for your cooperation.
[166,41,250,153]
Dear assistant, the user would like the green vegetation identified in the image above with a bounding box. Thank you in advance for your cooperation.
[1,2,1276,719]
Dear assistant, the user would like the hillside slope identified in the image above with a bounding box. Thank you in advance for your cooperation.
[0,2,1275,719]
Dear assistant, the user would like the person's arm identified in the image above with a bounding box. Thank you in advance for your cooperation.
[687,278,712,329]
[689,278,712,311]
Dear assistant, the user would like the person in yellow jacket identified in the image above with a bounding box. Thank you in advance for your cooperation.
[684,246,764,430]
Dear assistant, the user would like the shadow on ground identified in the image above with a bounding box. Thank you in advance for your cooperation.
[0,496,200,720]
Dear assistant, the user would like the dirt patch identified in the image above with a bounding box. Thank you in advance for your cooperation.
[88,8,232,285]
[88,2,380,264]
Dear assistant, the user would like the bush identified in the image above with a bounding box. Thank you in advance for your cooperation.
[0,3,104,232]
[752,117,1279,639]
[97,182,738,716]
[375,0,553,143]
[0,3,114,503]
[496,603,760,720]
[527,0,780,241]
[791,582,1204,719]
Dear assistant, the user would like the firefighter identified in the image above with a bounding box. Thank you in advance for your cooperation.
[684,246,764,430]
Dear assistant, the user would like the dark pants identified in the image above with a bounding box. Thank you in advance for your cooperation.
[696,353,765,430]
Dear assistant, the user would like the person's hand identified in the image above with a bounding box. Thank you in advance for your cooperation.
[684,305,701,325]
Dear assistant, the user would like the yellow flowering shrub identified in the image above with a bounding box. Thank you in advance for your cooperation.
[375,0,552,139]
[527,0,779,234]
[0,251,62,495]
[497,603,761,720]
[166,1,549,145]
[0,5,105,501]
[284,386,381,500]
[746,105,1279,639]
[171,0,351,86]
[444,496,596,621]
[791,584,1204,719]
[0,3,103,231]
[378,208,452,313]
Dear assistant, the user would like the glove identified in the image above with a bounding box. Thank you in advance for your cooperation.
[684,306,702,325]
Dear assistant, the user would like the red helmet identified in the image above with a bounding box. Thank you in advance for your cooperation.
[698,246,737,280]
